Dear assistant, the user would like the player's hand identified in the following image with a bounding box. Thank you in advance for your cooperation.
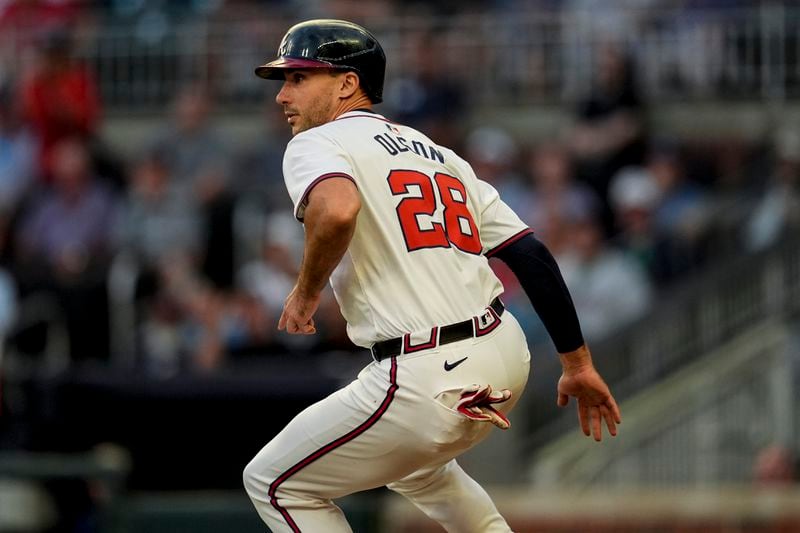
[556,347,621,441]
[278,286,320,335]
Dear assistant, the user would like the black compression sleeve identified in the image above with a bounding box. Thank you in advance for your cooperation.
[489,233,585,353]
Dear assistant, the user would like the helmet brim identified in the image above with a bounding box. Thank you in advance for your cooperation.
[254,57,341,79]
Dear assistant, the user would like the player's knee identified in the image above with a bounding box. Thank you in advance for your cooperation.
[242,459,255,494]
[243,456,266,499]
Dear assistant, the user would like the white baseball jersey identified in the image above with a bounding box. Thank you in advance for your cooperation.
[283,110,530,347]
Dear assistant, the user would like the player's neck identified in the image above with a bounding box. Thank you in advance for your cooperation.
[333,94,374,119]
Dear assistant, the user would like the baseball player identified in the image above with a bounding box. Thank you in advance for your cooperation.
[243,19,621,532]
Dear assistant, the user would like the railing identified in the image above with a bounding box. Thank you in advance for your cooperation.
[0,448,130,531]
[530,320,794,486]
[524,234,800,456]
[2,5,799,112]
[384,485,800,532]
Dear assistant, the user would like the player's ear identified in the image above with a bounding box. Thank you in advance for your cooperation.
[337,71,361,99]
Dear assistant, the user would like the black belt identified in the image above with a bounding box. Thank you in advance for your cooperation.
[370,298,505,362]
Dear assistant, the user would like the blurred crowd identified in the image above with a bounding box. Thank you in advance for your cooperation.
[0,0,797,381]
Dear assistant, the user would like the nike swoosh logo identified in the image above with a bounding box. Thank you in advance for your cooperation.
[444,356,468,371]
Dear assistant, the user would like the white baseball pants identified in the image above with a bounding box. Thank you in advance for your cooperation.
[243,310,530,532]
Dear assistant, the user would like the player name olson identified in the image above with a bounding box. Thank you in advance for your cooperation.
[373,132,445,163]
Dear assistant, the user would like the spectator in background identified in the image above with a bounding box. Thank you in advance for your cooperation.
[744,127,800,253]
[236,210,307,354]
[753,444,796,486]
[700,137,759,259]
[562,0,657,44]
[647,143,710,279]
[0,0,84,85]
[0,0,82,34]
[568,42,647,234]
[150,84,235,288]
[556,207,653,341]
[208,4,286,101]
[237,211,300,321]
[232,100,294,268]
[0,82,37,213]
[177,283,238,373]
[151,85,231,192]
[233,98,293,213]
[310,0,396,20]
[113,150,203,364]
[499,141,600,345]
[232,201,358,357]
[139,254,273,377]
[0,214,18,344]
[463,126,528,214]
[138,256,210,377]
[138,284,185,378]
[384,29,466,149]
[19,26,100,181]
[608,165,667,284]
[662,0,752,96]
[0,88,24,348]
[14,137,119,360]
[114,150,202,273]
[520,141,600,255]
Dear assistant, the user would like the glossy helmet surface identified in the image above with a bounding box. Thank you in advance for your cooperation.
[255,19,386,103]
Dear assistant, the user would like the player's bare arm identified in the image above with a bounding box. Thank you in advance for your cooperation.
[278,178,360,334]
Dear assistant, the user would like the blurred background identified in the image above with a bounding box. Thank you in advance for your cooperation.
[0,0,798,531]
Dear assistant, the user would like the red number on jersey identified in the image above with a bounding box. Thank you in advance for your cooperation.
[388,170,481,254]
[388,169,449,251]
[434,172,482,254]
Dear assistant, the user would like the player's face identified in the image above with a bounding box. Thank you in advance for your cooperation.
[275,69,340,135]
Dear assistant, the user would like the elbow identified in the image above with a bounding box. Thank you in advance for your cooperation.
[308,195,360,231]
[326,197,360,229]
[338,195,361,224]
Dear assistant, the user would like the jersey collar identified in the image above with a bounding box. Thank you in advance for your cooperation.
[336,109,387,121]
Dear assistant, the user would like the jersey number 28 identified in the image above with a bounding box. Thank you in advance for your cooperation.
[388,169,481,255]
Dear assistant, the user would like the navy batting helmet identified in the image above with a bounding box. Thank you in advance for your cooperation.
[255,19,386,104]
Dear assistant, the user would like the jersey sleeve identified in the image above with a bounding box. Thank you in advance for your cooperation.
[474,179,533,257]
[283,131,356,221]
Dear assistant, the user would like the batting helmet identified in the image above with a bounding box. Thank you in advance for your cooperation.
[255,19,386,104]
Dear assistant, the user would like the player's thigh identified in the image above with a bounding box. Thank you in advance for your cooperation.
[244,362,440,500]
